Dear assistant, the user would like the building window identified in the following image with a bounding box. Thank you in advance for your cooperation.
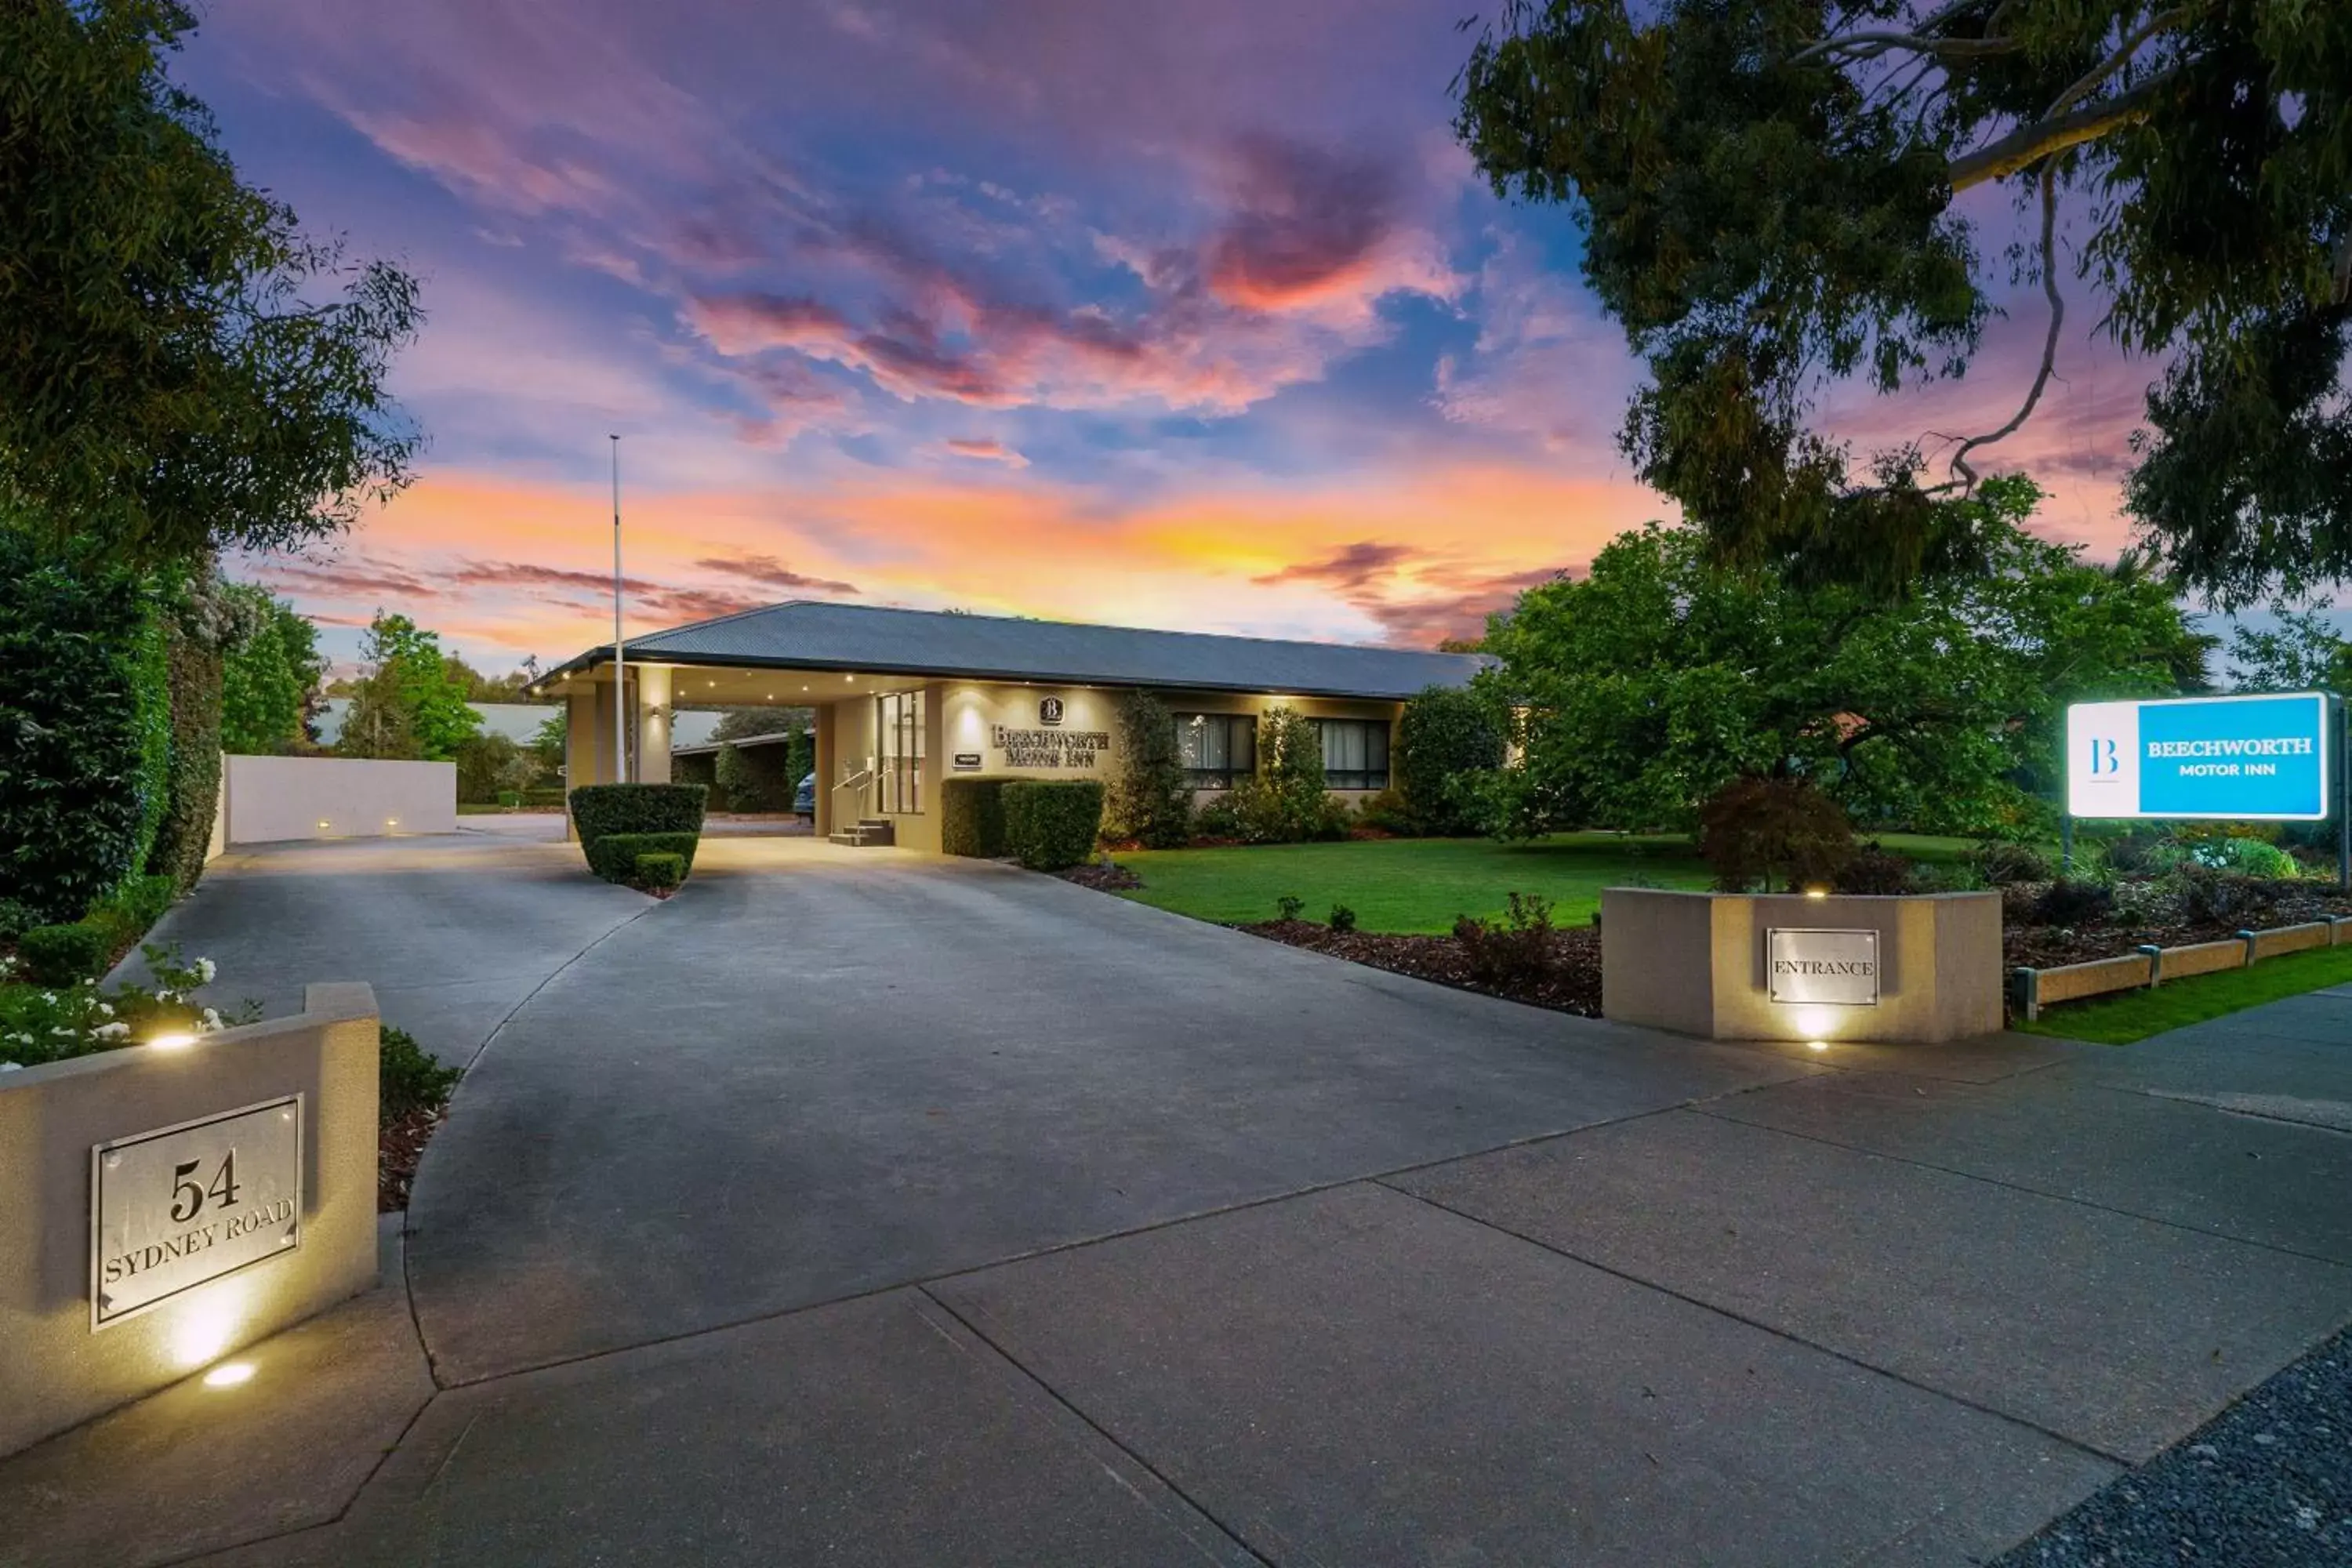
[1316,717,1390,789]
[875,688,924,814]
[1174,712,1255,789]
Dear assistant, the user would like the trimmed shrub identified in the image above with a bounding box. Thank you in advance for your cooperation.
[496,789,524,808]
[1970,839,2053,886]
[1352,788,1415,836]
[1105,689,1193,848]
[570,783,707,862]
[87,874,174,952]
[1831,844,1917,896]
[1002,779,1105,870]
[455,731,537,804]
[1696,776,1854,893]
[1397,685,1504,837]
[632,851,686,892]
[20,922,109,984]
[1454,893,1556,988]
[1327,903,1358,934]
[2031,877,2115,927]
[1276,894,1305,922]
[586,830,701,885]
[942,777,1012,858]
[379,1025,463,1126]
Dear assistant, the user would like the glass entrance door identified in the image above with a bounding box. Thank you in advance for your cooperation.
[874,688,924,815]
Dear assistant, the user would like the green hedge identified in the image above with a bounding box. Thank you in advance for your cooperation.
[632,851,686,891]
[0,530,159,923]
[570,783,707,861]
[20,922,109,985]
[586,830,702,885]
[145,620,223,895]
[1001,780,1104,871]
[942,778,1012,858]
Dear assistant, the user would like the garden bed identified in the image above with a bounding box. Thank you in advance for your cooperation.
[1998,884,2352,971]
[1236,918,1606,1016]
[379,1105,448,1211]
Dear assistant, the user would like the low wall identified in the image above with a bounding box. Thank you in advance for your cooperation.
[223,754,456,844]
[2013,916,2352,1019]
[0,984,381,1458]
[1603,888,2004,1044]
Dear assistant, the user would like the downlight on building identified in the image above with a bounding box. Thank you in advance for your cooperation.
[531,601,1488,851]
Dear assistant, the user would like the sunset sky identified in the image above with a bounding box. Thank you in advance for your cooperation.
[180,0,2166,673]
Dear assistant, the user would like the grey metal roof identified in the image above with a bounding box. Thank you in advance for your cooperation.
[548,601,1488,701]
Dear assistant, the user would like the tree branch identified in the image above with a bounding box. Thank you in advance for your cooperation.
[2045,6,2192,119]
[1947,72,2175,191]
[1950,163,2063,489]
[1791,30,2019,64]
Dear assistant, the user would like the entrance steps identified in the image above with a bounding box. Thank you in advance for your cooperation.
[829,818,895,848]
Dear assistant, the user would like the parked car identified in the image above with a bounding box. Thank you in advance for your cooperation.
[793,773,815,818]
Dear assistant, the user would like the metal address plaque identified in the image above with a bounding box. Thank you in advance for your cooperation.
[1766,928,1881,1007]
[90,1095,303,1329]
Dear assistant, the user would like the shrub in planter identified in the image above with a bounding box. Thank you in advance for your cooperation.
[1832,844,1917,895]
[1695,777,1854,893]
[380,1025,463,1125]
[570,783,707,863]
[587,830,701,885]
[632,852,686,892]
[1454,892,1555,987]
[20,922,109,985]
[1327,903,1358,934]
[1001,779,1105,871]
[1275,894,1305,922]
[2031,877,2115,927]
[942,778,1011,858]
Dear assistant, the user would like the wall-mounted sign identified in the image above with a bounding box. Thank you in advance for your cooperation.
[992,724,1110,769]
[91,1096,303,1329]
[952,752,982,771]
[1039,696,1065,727]
[1766,928,1880,1007]
[2067,692,2332,820]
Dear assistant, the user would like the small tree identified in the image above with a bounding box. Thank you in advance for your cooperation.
[453,733,538,804]
[1696,777,1855,894]
[1229,707,1347,844]
[1105,690,1192,848]
[1396,686,1504,837]
[219,585,325,754]
[336,612,478,760]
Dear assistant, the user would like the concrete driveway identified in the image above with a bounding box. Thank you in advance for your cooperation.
[17,833,2352,1567]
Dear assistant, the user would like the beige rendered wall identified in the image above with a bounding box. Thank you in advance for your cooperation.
[0,983,381,1458]
[1602,888,2002,1044]
[222,755,456,845]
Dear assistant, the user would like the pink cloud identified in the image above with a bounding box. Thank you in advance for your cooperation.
[944,438,1029,466]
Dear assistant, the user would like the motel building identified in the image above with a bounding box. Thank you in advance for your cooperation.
[529,601,1487,851]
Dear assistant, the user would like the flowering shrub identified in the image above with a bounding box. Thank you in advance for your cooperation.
[0,946,246,1069]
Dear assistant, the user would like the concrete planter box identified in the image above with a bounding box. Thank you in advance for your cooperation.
[1601,888,2002,1044]
[0,984,380,1458]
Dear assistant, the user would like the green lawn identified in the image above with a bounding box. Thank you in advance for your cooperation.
[2019,942,2352,1044]
[1111,830,1994,935]
[1114,833,1714,934]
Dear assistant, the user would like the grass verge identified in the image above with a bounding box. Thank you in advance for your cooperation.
[2017,942,2352,1044]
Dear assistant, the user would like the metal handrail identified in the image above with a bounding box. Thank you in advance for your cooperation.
[829,766,875,818]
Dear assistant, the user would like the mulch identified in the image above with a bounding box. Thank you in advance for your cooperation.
[2001,887,2352,971]
[1236,919,1606,1016]
[379,1106,449,1213]
[1057,862,1144,891]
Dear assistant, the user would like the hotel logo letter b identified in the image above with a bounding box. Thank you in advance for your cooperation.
[1039,696,1065,727]
[2088,736,2118,775]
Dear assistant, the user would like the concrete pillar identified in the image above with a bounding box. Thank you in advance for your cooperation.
[637,666,672,785]
[813,702,836,837]
[563,688,604,841]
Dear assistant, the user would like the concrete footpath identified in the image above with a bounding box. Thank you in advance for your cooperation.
[10,835,2352,1566]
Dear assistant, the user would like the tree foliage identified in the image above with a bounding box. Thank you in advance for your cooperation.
[0,0,423,565]
[1456,0,2352,602]
[219,585,325,755]
[336,612,479,761]
[1475,477,2213,835]
[1397,686,1506,836]
[1105,689,1192,848]
[2227,608,2352,694]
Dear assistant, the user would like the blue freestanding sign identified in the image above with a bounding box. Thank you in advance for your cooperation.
[2067,693,2334,821]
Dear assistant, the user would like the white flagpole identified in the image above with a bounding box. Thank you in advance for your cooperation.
[610,434,626,783]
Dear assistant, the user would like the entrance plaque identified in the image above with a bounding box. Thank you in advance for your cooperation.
[91,1096,303,1328]
[1766,928,1880,1007]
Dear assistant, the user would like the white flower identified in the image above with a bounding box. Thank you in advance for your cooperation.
[96,1002,114,1017]
[198,1008,222,1033]
[50,1026,73,1037]
[93,1022,130,1040]
[40,993,55,1005]
[195,958,217,984]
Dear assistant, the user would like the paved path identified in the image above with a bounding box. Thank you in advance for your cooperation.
[15,835,2352,1567]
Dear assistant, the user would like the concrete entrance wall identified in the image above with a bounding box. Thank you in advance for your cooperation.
[221,756,456,845]
[0,984,382,1457]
